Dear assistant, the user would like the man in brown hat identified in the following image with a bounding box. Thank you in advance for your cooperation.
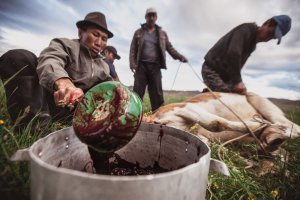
[129,8,188,112]
[0,11,114,124]
[37,11,114,120]
[102,45,121,82]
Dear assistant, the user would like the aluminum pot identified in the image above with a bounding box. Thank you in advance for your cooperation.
[11,123,229,200]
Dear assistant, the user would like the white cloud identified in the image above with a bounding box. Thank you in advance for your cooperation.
[0,0,299,100]
[244,71,300,100]
[0,27,53,55]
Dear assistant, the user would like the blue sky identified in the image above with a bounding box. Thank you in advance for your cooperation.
[1,0,300,100]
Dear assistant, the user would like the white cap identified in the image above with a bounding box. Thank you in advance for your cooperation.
[145,8,157,17]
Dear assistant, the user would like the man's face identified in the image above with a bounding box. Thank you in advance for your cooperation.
[79,27,108,58]
[145,13,157,27]
[104,50,116,63]
[259,19,277,42]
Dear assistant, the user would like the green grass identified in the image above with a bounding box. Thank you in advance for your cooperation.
[0,81,69,200]
[142,91,188,113]
[1,83,300,200]
[207,138,300,200]
[282,108,300,126]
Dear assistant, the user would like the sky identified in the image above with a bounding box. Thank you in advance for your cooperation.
[0,0,300,100]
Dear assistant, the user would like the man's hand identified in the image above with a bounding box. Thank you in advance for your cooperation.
[233,82,247,95]
[54,78,84,109]
[180,56,188,63]
[130,65,136,74]
[116,86,129,101]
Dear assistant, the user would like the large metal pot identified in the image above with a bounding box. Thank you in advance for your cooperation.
[11,123,229,200]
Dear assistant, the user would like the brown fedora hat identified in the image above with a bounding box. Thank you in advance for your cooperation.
[76,12,113,38]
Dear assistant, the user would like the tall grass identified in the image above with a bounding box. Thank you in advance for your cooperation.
[1,83,300,200]
[142,90,300,200]
[0,81,69,200]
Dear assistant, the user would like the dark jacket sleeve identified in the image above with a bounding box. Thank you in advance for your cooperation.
[129,30,139,70]
[224,30,246,84]
[164,31,184,60]
[204,23,257,84]
[227,36,243,84]
[105,59,118,78]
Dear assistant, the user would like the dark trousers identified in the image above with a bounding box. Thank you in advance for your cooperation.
[201,63,234,93]
[0,49,70,125]
[0,49,50,125]
[133,62,164,112]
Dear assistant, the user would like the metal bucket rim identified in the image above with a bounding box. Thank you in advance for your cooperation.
[28,126,211,181]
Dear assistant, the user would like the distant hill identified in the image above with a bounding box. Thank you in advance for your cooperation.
[129,87,300,110]
[168,90,300,109]
[167,90,300,110]
[268,98,300,110]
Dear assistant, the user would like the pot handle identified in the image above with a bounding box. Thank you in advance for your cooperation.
[209,159,230,176]
[10,148,30,161]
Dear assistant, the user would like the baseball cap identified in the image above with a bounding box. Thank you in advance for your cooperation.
[145,8,157,17]
[272,15,291,45]
[104,46,121,60]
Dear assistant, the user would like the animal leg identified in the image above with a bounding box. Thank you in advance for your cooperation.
[246,92,300,138]
[195,125,255,143]
[174,103,263,133]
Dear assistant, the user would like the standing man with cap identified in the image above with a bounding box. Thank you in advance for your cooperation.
[129,7,188,112]
[102,46,121,82]
[0,11,114,124]
[201,15,292,95]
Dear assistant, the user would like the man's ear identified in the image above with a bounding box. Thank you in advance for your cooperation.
[78,29,82,39]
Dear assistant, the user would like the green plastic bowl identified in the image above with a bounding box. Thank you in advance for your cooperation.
[73,81,143,153]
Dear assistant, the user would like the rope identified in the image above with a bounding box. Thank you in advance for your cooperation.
[170,62,182,90]
[185,62,268,155]
[252,114,272,126]
[217,124,268,160]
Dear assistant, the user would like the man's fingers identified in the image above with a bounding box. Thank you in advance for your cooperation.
[54,89,67,106]
[116,86,129,100]
[69,89,84,103]
[181,56,188,63]
[54,87,84,108]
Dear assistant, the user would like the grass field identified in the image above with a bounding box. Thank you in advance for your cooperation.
[1,83,300,200]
